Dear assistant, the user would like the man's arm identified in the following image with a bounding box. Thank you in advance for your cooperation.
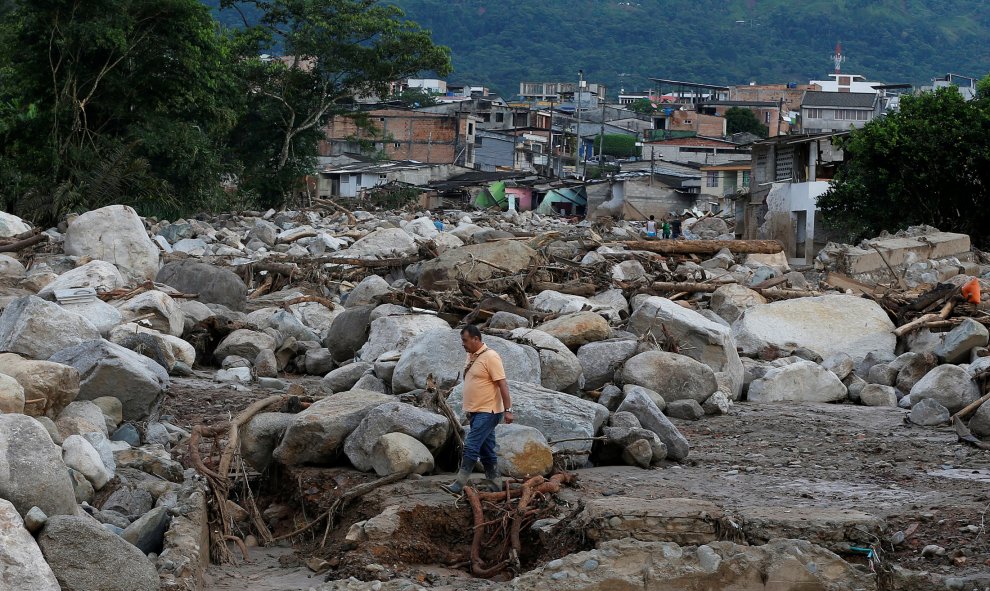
[495,379,513,424]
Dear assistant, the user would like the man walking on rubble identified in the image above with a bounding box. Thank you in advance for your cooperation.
[444,325,513,494]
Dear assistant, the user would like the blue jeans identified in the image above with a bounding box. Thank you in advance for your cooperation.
[462,411,502,468]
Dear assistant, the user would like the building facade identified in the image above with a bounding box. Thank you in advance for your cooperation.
[800,92,880,133]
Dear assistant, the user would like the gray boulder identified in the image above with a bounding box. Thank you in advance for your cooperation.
[488,311,529,330]
[0,499,60,591]
[627,296,744,398]
[577,339,639,390]
[101,488,154,519]
[339,228,418,260]
[732,295,896,363]
[710,284,766,324]
[370,432,434,476]
[324,305,375,362]
[273,390,392,465]
[63,204,160,282]
[304,348,335,376]
[213,329,277,364]
[623,384,666,411]
[392,329,540,393]
[535,311,611,348]
[240,412,294,471]
[909,398,951,426]
[38,515,160,591]
[747,360,848,403]
[62,435,112,490]
[493,424,554,478]
[935,318,990,363]
[417,240,535,289]
[620,351,718,403]
[909,365,980,414]
[821,353,854,381]
[156,261,247,311]
[115,290,184,336]
[867,363,899,386]
[344,402,450,472]
[666,399,705,420]
[0,414,77,518]
[321,362,373,393]
[37,260,125,301]
[895,352,938,393]
[56,400,108,437]
[616,387,690,461]
[509,328,584,392]
[49,339,170,420]
[357,313,450,362]
[0,295,100,359]
[344,275,391,308]
[968,400,990,437]
[121,505,170,554]
[859,384,898,407]
[449,380,608,454]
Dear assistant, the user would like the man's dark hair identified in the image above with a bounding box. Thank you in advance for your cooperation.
[460,324,482,339]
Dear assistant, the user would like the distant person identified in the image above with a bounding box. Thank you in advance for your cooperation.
[433,217,444,232]
[645,215,658,239]
[671,216,682,239]
[662,219,671,239]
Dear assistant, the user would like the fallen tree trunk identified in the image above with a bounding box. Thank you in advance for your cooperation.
[616,239,784,255]
[0,232,48,252]
[646,281,820,299]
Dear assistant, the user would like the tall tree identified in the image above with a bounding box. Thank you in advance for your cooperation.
[819,78,990,244]
[222,0,451,206]
[0,0,239,221]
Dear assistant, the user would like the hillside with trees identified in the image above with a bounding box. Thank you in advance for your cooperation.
[263,0,989,97]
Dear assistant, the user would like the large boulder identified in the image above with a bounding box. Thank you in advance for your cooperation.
[273,390,392,465]
[338,228,418,260]
[577,339,639,390]
[343,401,450,472]
[0,211,31,237]
[356,313,450,362]
[969,400,990,437]
[321,362,373,393]
[37,260,126,300]
[0,499,60,591]
[909,365,980,414]
[896,352,938,393]
[0,353,79,418]
[509,328,583,391]
[392,329,541,393]
[747,360,848,403]
[62,435,112,490]
[0,254,26,281]
[732,295,896,363]
[626,296,744,398]
[370,433,434,476]
[449,380,609,454]
[934,318,990,364]
[616,386,690,461]
[709,284,766,324]
[324,305,375,362]
[417,240,536,289]
[536,311,610,348]
[240,412,294,471]
[214,329,277,364]
[0,414,77,518]
[109,323,196,370]
[344,275,391,308]
[63,204,159,282]
[493,424,554,478]
[115,290,184,336]
[49,339,170,420]
[38,515,160,591]
[156,260,247,311]
[620,351,718,403]
[0,295,101,359]
[533,290,625,322]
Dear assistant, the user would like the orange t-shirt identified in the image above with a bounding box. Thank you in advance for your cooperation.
[462,345,507,413]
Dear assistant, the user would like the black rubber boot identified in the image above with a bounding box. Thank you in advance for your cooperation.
[482,464,503,493]
[442,462,474,494]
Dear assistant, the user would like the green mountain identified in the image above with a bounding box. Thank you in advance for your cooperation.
[205,1,990,97]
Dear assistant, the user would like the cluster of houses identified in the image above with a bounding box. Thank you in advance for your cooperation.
[312,71,981,265]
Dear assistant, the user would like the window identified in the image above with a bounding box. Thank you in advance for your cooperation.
[706,171,719,187]
[495,113,504,123]
[765,111,771,123]
[805,108,822,119]
[835,109,871,121]
[475,136,483,146]
[742,170,751,187]
[481,113,491,123]
[468,123,474,135]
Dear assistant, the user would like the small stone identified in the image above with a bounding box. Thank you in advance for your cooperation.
[582,559,599,571]
[909,398,951,426]
[254,349,278,378]
[551,571,569,580]
[665,399,705,421]
[608,516,622,528]
[546,559,564,570]
[111,423,141,447]
[143,422,170,446]
[921,544,945,557]
[24,506,48,533]
[889,531,905,546]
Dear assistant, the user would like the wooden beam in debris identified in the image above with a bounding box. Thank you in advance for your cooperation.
[616,239,784,256]
[647,281,820,299]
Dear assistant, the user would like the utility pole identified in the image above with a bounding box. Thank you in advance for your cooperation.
[548,97,555,178]
[650,146,655,187]
[599,102,606,171]
[575,69,583,178]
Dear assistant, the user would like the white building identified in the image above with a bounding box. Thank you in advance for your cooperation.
[809,73,883,94]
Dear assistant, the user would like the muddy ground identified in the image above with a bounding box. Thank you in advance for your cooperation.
[164,375,990,590]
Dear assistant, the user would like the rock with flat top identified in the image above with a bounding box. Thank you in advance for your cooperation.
[536,311,610,348]
[37,260,125,300]
[63,204,160,282]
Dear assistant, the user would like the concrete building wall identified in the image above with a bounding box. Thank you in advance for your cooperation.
[474,133,516,171]
[760,181,830,264]
[801,108,875,133]
[323,110,477,166]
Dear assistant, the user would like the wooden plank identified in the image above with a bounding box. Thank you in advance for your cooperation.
[616,239,784,256]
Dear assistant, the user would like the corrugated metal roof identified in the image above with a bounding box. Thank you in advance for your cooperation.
[801,91,877,108]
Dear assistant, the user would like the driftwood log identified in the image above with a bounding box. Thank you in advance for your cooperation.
[617,239,784,255]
